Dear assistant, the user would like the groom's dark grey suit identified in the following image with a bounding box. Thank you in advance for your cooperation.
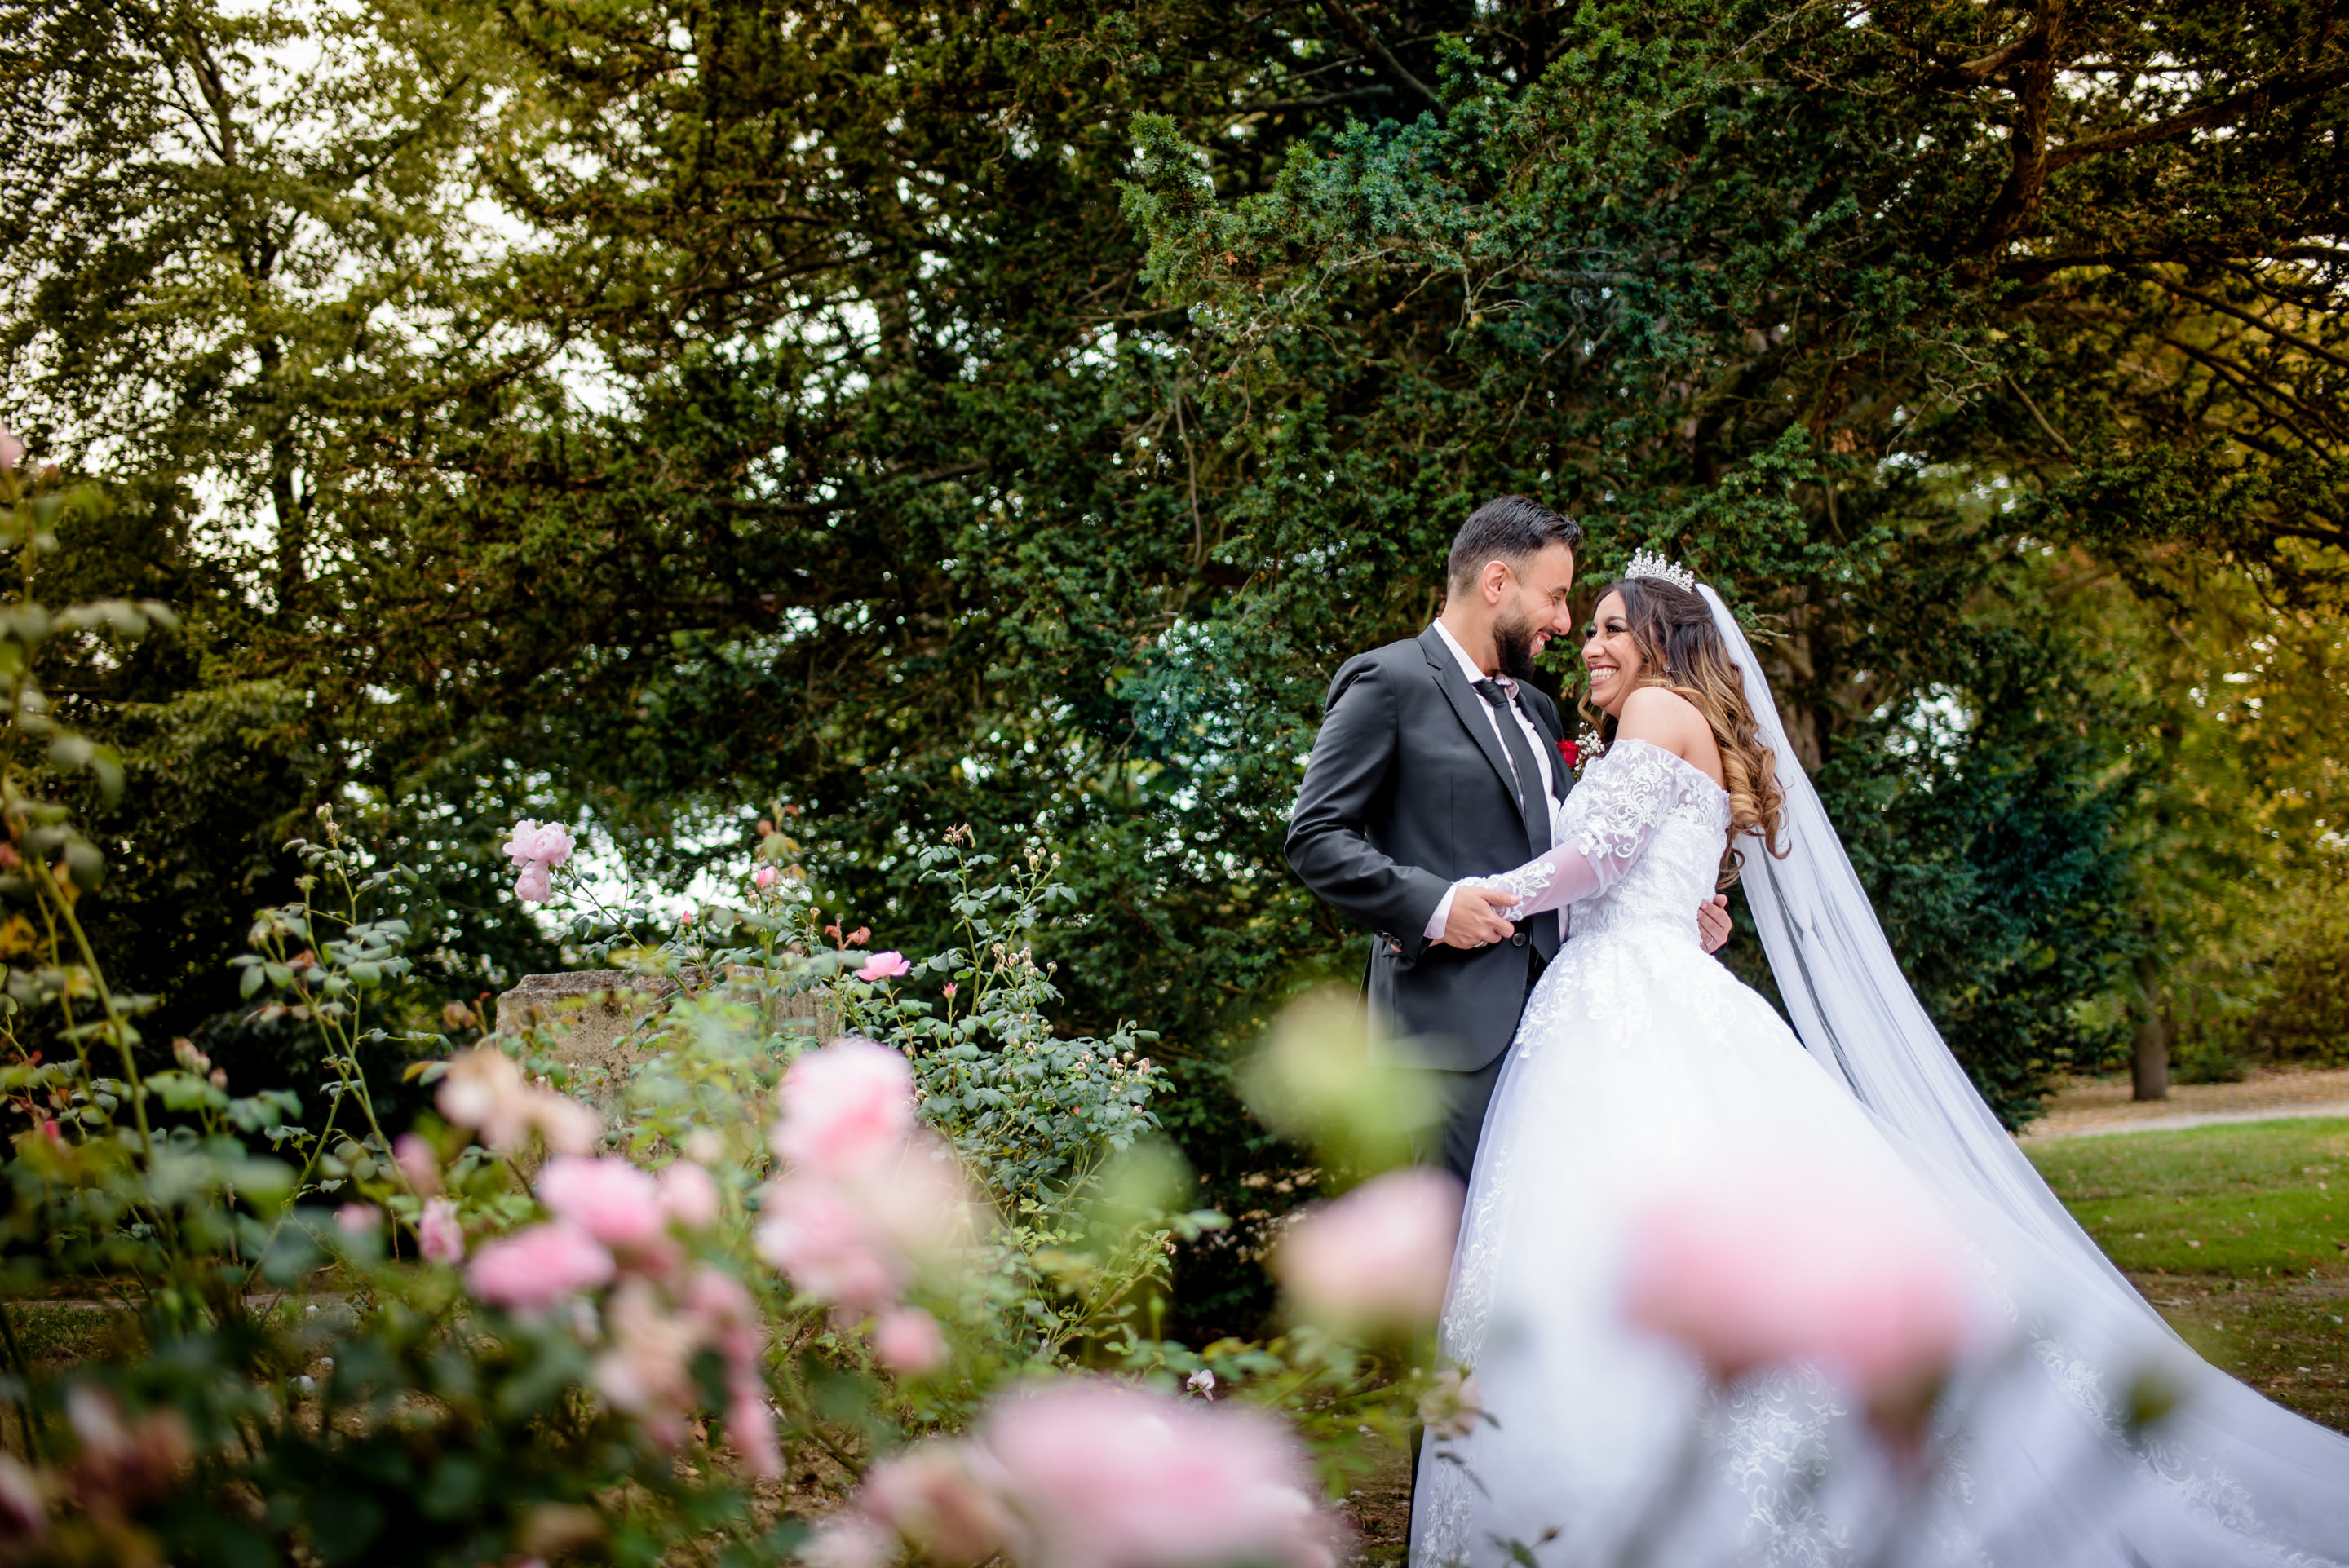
[1285,625,1573,1181]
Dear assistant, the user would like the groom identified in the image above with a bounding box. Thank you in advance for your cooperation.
[1285,496,1732,1182]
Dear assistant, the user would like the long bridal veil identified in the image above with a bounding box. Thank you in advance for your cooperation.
[1698,582,2349,1563]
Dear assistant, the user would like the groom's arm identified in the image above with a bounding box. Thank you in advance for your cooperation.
[1285,659,1453,958]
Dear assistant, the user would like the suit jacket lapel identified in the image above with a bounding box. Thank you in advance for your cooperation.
[1418,626,1520,806]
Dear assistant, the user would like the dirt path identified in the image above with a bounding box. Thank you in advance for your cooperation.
[2019,1066,2349,1141]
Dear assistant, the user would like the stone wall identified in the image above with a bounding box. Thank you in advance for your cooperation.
[493,970,838,1108]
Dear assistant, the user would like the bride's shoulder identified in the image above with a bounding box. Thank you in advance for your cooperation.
[1614,688,1726,784]
[1616,685,1707,743]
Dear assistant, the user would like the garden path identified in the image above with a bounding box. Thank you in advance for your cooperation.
[2020,1067,2349,1142]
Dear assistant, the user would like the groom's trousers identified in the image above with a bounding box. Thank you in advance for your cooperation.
[1413,949,1546,1186]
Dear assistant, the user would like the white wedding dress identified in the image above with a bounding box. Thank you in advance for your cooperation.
[1409,592,2349,1568]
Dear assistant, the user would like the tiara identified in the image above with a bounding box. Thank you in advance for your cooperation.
[1624,548,1696,593]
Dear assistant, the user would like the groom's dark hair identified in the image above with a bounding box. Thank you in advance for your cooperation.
[1446,495,1585,595]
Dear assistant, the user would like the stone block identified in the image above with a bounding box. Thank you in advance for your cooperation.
[493,969,838,1108]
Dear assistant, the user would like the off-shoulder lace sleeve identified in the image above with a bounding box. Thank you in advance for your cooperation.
[1462,740,1689,921]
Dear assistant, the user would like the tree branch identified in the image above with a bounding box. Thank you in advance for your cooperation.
[2126,268,2349,375]
[2045,66,2349,171]
[1316,0,1442,117]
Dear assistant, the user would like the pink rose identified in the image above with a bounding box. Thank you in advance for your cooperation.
[752,1176,906,1311]
[514,861,554,903]
[0,1453,44,1540]
[466,1221,616,1312]
[855,950,912,983]
[502,819,575,870]
[419,1198,466,1265]
[873,1306,947,1376]
[860,1442,1011,1567]
[0,426,21,476]
[772,1037,915,1179]
[1270,1168,1462,1333]
[334,1203,382,1238]
[394,1133,442,1195]
[726,1381,782,1479]
[532,1091,601,1156]
[1621,1173,1978,1442]
[657,1159,723,1230]
[942,983,957,1000]
[754,865,776,888]
[977,1380,1341,1568]
[592,1279,701,1443]
[537,1155,666,1252]
[529,822,575,869]
[437,1048,600,1156]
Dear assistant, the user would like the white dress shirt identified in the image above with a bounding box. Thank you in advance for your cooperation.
[1422,620,1567,947]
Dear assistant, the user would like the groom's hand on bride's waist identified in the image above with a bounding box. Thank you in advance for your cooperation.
[1433,884,1517,950]
[1698,894,1732,954]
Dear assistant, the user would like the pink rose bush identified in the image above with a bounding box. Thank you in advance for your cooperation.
[1621,1169,1984,1444]
[825,1380,1342,1568]
[503,818,577,904]
[1270,1167,1462,1335]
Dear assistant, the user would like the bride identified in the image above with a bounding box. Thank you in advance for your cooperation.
[1409,554,2349,1567]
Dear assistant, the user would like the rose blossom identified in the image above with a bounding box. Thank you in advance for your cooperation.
[772,1037,915,1178]
[976,1380,1340,1568]
[657,1159,723,1230]
[537,1155,666,1252]
[334,1203,382,1238]
[854,950,912,983]
[1416,1370,1482,1440]
[753,1177,906,1311]
[593,1279,702,1444]
[860,1442,1011,1567]
[0,426,21,476]
[502,819,574,870]
[514,861,554,903]
[419,1198,466,1265]
[873,1306,946,1376]
[394,1132,442,1195]
[466,1221,616,1312]
[438,1047,600,1155]
[754,865,776,888]
[1270,1168,1462,1333]
[1621,1172,1978,1441]
[0,1454,42,1540]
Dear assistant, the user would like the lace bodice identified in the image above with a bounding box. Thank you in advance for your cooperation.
[1471,739,1731,945]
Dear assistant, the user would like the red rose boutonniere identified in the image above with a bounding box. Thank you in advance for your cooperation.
[1559,727,1601,776]
[1557,736,1581,772]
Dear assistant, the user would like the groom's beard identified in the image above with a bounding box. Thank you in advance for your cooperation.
[1493,611,1542,682]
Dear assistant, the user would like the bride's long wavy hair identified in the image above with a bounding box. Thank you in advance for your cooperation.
[1577,576,1788,886]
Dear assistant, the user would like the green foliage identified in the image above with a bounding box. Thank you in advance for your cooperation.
[4,0,2347,1188]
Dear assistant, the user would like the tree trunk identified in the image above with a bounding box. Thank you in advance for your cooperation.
[2131,953,2170,1101]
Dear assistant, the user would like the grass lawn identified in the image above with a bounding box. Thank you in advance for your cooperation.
[2024,1116,2349,1433]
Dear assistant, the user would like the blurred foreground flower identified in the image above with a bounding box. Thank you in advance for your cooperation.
[467,1221,616,1312]
[1621,1169,1980,1444]
[834,1380,1342,1568]
[1271,1167,1461,1336]
[1241,989,1441,1176]
[437,1045,599,1156]
[1417,1368,1482,1440]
